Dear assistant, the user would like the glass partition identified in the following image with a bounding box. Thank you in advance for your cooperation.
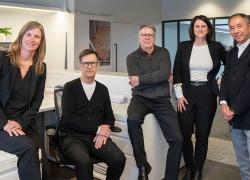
[215,18,234,51]
[164,22,177,68]
[179,21,191,42]
[214,18,233,78]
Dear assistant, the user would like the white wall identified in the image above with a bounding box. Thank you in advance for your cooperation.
[1,0,163,73]
[162,0,250,20]
[73,13,116,71]
[0,8,74,70]
[74,0,162,24]
[73,14,163,73]
[0,8,162,73]
[111,23,139,72]
[44,12,74,70]
[110,22,162,73]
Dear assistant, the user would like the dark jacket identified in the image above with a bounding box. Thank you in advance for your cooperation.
[220,43,250,129]
[0,51,46,131]
[60,78,115,136]
[173,41,226,97]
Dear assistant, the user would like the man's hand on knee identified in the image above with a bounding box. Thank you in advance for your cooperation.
[4,120,25,136]
[94,124,111,149]
[93,134,108,149]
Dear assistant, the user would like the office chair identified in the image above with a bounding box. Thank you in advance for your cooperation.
[46,85,122,174]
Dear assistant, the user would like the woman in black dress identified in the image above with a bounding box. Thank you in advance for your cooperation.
[0,21,46,180]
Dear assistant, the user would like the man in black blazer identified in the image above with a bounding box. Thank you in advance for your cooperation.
[220,13,250,180]
[60,49,125,180]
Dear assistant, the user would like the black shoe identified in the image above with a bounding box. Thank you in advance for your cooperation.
[138,162,152,180]
[181,168,194,180]
[193,171,202,180]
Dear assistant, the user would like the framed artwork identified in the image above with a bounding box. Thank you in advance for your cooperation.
[89,20,111,65]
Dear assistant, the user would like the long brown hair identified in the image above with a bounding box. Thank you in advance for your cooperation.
[9,21,46,75]
[189,15,213,42]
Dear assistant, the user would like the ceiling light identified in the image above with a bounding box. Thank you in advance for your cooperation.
[0,3,62,13]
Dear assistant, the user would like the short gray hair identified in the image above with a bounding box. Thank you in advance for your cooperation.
[139,25,156,34]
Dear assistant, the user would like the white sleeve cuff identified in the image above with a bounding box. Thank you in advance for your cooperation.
[173,83,184,99]
[220,100,227,105]
[96,126,100,134]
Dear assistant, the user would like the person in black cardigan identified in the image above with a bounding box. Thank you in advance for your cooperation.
[0,21,47,180]
[173,15,226,180]
[60,49,125,180]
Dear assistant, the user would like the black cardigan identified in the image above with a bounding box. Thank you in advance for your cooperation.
[173,41,226,97]
[60,78,115,136]
[0,51,46,131]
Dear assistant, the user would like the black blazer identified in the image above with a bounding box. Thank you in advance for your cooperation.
[173,41,226,97]
[0,51,46,131]
[220,43,250,129]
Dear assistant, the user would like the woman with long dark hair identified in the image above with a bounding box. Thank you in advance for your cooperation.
[173,15,226,180]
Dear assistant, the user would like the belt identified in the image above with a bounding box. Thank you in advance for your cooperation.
[190,81,208,86]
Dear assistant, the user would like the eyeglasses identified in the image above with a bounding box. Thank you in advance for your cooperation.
[80,61,98,68]
[140,33,155,39]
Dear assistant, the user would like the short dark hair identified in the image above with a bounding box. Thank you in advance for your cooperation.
[189,15,213,42]
[228,13,250,24]
[139,25,156,34]
[78,49,100,62]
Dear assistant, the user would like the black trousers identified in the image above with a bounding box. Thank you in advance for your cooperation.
[179,85,217,171]
[0,131,41,180]
[60,135,126,180]
[127,96,183,180]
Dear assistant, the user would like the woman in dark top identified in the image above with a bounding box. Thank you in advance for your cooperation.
[0,21,46,180]
[173,15,226,180]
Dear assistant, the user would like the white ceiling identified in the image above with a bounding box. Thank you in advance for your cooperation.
[0,0,162,23]
[0,0,64,8]
[73,0,161,23]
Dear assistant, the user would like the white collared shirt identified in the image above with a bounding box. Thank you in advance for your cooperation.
[237,38,250,58]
